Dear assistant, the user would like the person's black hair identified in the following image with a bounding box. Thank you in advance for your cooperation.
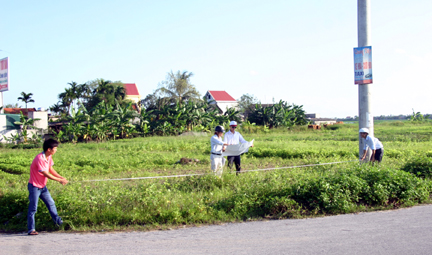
[43,138,59,152]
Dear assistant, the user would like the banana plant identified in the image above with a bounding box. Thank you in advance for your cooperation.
[53,130,68,142]
[14,112,41,143]
[107,100,140,138]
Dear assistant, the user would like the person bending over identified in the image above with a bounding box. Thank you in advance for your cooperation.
[360,128,384,163]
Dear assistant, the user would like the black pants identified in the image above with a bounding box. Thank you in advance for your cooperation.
[227,155,241,172]
[372,148,384,162]
[371,148,384,162]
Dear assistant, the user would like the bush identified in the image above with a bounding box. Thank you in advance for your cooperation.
[213,166,431,220]
[0,163,27,175]
[401,157,432,178]
[326,124,345,130]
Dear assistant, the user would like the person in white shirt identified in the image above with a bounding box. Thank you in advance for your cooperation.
[223,120,253,174]
[210,125,228,177]
[359,128,384,163]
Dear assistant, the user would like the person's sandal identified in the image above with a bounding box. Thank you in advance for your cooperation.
[28,231,38,235]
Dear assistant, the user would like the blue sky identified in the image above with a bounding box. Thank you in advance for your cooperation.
[1,0,431,118]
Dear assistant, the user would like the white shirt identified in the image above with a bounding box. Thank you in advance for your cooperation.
[210,134,224,155]
[363,136,383,150]
[223,130,247,145]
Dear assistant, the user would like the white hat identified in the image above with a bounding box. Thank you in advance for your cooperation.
[359,128,369,133]
[229,120,237,126]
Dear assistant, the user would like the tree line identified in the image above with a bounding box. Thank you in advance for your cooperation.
[3,70,309,144]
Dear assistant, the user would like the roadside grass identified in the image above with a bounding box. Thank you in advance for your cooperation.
[1,121,431,232]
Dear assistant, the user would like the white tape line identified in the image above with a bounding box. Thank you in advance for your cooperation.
[77,160,357,183]
[243,160,357,173]
[80,173,205,182]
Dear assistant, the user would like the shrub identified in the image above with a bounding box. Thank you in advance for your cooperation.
[0,163,27,175]
[401,157,432,178]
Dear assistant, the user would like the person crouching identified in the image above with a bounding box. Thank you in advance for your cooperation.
[210,126,228,177]
[359,128,384,163]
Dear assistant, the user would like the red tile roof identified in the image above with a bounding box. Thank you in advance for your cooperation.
[207,91,236,102]
[124,83,140,96]
[4,108,36,116]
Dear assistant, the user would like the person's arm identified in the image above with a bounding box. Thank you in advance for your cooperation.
[238,133,247,144]
[49,165,65,179]
[361,137,369,160]
[41,170,68,185]
[370,150,376,162]
[361,150,367,160]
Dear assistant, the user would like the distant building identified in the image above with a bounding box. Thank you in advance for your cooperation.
[305,113,337,125]
[124,83,141,104]
[0,108,48,143]
[205,90,237,113]
[309,118,337,125]
[305,113,320,118]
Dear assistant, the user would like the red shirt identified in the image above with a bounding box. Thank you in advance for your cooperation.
[28,152,54,188]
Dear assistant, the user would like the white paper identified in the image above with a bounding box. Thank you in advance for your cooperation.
[222,139,254,156]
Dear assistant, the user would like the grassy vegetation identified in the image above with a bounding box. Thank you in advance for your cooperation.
[1,122,432,232]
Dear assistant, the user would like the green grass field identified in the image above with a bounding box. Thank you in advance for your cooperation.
[1,121,432,232]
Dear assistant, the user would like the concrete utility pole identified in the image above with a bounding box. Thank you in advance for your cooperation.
[358,0,373,160]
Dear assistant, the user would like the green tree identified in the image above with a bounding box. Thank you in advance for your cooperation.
[408,109,429,122]
[156,71,201,104]
[5,103,22,108]
[17,92,35,109]
[58,88,75,115]
[237,93,259,119]
[49,102,67,115]
[77,83,92,105]
[85,79,129,110]
[248,100,308,128]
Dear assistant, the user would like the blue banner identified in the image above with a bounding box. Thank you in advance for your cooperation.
[353,46,372,84]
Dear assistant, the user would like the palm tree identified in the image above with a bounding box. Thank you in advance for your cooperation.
[49,102,66,115]
[58,88,75,115]
[156,71,201,104]
[77,83,91,104]
[17,92,35,108]
[65,81,83,111]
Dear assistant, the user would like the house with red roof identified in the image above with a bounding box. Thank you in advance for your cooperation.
[123,83,141,104]
[3,108,37,116]
[205,90,238,113]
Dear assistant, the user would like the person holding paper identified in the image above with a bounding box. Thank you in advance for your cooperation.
[223,121,253,175]
[210,125,228,177]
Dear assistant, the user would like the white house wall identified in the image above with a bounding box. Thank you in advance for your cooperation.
[215,102,238,112]
[28,111,48,130]
[0,114,42,143]
[0,115,17,143]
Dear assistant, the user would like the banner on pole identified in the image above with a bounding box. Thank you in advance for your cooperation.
[0,57,8,92]
[353,46,372,84]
